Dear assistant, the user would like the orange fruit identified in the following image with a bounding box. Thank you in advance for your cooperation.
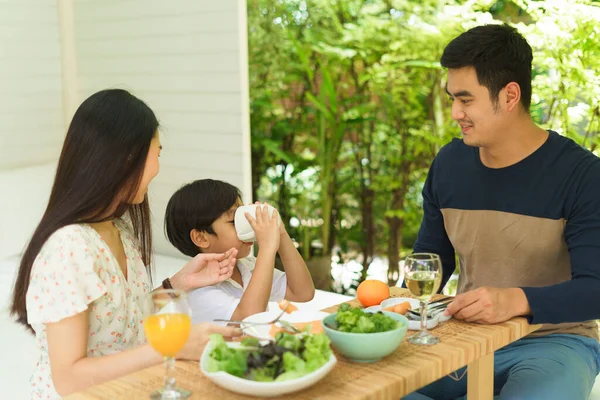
[356,280,390,307]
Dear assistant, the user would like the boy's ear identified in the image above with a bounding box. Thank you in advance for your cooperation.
[190,229,210,249]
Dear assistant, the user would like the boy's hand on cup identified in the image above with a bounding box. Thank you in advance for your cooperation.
[245,204,280,254]
[254,201,287,236]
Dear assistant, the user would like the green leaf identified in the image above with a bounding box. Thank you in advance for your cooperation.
[320,63,339,114]
[306,92,335,120]
[289,32,314,83]
[262,140,294,164]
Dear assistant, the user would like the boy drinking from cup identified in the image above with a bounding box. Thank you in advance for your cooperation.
[164,179,315,323]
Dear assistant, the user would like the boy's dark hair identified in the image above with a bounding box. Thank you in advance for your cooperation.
[165,179,242,257]
[441,24,533,112]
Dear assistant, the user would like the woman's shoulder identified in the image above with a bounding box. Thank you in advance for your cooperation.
[32,223,99,264]
[46,219,133,244]
[45,223,95,247]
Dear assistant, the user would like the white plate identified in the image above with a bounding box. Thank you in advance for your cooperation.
[366,297,451,330]
[200,341,336,397]
[242,310,330,340]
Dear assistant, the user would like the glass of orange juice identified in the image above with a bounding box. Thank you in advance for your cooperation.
[144,289,192,399]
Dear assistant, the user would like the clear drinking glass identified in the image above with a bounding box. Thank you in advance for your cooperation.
[144,289,192,399]
[404,253,443,345]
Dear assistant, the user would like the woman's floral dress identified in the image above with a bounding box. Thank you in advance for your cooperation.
[26,219,152,399]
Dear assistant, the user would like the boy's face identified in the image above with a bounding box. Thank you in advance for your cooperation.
[202,198,253,258]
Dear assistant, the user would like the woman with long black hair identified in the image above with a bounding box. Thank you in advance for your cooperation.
[10,89,241,399]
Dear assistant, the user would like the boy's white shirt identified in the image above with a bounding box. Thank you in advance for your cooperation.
[187,255,287,324]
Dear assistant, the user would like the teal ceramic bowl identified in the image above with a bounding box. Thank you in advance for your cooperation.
[321,311,409,363]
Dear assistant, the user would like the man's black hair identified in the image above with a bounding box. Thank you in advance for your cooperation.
[441,24,533,112]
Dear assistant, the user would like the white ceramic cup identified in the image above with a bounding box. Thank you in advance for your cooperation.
[234,204,281,242]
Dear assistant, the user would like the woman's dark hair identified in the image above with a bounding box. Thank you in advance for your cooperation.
[441,24,533,112]
[11,89,158,332]
[165,179,241,257]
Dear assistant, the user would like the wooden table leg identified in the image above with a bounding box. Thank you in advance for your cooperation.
[467,352,494,400]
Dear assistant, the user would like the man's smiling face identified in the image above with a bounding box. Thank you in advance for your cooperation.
[446,66,509,148]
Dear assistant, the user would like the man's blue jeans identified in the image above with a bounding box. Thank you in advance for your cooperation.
[403,334,600,400]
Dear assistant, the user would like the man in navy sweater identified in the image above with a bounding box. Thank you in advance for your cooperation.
[405,24,600,399]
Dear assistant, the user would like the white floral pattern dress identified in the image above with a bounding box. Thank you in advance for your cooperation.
[26,219,153,399]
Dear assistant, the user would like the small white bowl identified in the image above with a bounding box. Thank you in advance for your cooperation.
[242,310,330,340]
[368,297,451,330]
[380,297,420,310]
[200,341,336,397]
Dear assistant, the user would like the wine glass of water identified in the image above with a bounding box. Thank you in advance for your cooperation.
[404,253,443,345]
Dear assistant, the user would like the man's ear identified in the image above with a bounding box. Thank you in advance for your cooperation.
[190,229,210,249]
[503,81,521,112]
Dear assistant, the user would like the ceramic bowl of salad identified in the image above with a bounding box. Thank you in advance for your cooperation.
[200,332,336,397]
[321,304,408,362]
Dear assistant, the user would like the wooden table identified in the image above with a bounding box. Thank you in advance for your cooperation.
[68,288,540,400]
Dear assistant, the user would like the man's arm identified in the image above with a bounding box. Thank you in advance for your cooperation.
[521,166,600,324]
[521,260,600,324]
[413,158,456,292]
[447,247,600,325]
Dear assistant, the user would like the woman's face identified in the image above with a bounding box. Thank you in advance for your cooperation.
[132,134,162,204]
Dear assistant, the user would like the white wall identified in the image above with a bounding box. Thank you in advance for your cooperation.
[0,0,65,170]
[0,1,251,396]
[72,0,252,257]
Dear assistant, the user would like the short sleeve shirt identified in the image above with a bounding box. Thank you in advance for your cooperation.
[26,219,152,399]
[187,255,287,324]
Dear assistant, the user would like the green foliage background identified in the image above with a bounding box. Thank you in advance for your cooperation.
[247,0,600,288]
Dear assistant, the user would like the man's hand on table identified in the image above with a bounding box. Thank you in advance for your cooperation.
[444,287,532,324]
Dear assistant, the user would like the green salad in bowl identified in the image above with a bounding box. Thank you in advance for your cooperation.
[201,331,337,397]
[332,303,401,333]
[206,331,332,382]
[321,304,409,362]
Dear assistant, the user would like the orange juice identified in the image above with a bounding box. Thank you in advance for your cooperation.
[144,313,192,357]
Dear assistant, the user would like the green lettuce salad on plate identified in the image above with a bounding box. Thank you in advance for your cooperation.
[206,331,332,382]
